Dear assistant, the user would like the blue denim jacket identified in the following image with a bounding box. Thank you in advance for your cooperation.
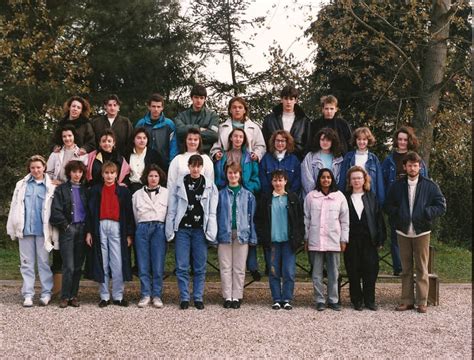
[381,152,428,196]
[259,152,301,195]
[216,186,257,245]
[338,150,385,205]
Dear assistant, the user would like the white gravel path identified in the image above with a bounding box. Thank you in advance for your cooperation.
[0,282,471,359]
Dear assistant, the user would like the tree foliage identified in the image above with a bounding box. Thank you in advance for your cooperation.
[305,0,471,246]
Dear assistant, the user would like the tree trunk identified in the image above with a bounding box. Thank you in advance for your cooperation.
[413,0,451,167]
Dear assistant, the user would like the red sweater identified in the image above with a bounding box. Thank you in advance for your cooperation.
[100,183,120,221]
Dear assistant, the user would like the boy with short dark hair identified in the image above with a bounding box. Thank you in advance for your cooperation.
[262,85,311,161]
[174,84,219,153]
[50,160,88,308]
[165,154,218,310]
[91,94,134,157]
[86,161,134,307]
[135,93,178,169]
[307,95,352,155]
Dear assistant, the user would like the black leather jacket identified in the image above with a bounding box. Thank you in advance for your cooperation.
[385,176,446,235]
[262,104,311,161]
[50,181,89,230]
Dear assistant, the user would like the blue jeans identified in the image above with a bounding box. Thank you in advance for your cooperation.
[310,251,340,304]
[19,236,53,299]
[266,241,296,302]
[246,245,259,272]
[59,223,86,300]
[390,226,402,273]
[174,228,207,302]
[135,221,167,298]
[99,220,124,301]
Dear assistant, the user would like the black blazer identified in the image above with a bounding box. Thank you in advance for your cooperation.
[346,191,386,246]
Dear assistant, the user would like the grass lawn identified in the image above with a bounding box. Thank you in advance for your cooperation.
[0,238,471,283]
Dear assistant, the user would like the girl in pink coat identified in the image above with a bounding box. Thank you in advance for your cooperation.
[304,168,349,311]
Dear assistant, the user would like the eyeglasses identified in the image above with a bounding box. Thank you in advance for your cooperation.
[275,139,287,143]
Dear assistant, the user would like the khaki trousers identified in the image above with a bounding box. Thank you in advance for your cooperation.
[398,233,430,306]
[218,231,249,300]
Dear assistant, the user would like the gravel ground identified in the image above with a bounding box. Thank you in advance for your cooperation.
[0,280,471,359]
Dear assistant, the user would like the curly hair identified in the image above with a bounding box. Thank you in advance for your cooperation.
[63,96,91,118]
[312,128,342,157]
[140,163,167,187]
[268,130,295,153]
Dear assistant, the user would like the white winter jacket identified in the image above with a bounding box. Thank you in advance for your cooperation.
[210,118,266,161]
[6,173,58,251]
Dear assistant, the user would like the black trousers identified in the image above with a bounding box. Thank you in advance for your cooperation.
[343,235,379,306]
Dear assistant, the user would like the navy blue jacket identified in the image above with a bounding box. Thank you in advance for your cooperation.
[86,184,134,283]
[384,175,446,235]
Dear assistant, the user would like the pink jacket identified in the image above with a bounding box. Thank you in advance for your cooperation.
[304,190,349,252]
[86,150,130,184]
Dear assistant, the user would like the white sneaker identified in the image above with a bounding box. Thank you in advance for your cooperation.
[23,297,33,307]
[39,296,51,306]
[152,297,163,308]
[138,296,151,308]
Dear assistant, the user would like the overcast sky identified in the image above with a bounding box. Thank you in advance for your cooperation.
[181,0,327,82]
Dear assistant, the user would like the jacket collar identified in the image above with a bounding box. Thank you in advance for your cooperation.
[272,103,307,119]
[312,190,338,199]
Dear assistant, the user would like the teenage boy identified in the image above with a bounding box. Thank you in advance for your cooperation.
[165,155,218,310]
[174,84,219,153]
[135,93,178,170]
[308,95,352,155]
[86,161,134,308]
[91,94,134,157]
[262,85,311,161]
[385,152,446,314]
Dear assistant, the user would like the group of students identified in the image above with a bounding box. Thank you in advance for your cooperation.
[6,84,446,313]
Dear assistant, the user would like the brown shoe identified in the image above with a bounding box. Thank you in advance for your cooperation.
[417,305,427,313]
[395,304,415,311]
[68,298,80,307]
[59,299,69,308]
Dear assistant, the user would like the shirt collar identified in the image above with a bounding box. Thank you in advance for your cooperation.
[272,191,287,197]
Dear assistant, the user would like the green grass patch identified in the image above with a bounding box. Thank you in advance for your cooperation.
[0,238,471,283]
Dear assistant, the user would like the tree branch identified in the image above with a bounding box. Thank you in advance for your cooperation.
[342,0,422,83]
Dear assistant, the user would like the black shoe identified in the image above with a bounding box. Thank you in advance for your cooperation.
[316,302,326,311]
[250,270,261,282]
[112,299,129,307]
[272,302,281,310]
[353,302,363,311]
[98,300,110,308]
[180,301,189,310]
[231,300,241,309]
[194,301,204,310]
[223,300,232,309]
[328,302,342,311]
[365,303,378,311]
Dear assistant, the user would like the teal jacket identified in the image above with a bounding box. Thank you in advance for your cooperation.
[174,106,219,153]
[214,148,260,194]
